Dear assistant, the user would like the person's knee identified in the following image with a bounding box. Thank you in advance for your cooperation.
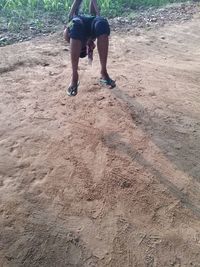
[97,33,109,42]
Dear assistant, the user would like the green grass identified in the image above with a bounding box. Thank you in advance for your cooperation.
[0,0,184,18]
[0,0,187,41]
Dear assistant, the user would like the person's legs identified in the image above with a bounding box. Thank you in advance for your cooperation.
[67,17,86,95]
[97,34,109,80]
[93,17,115,87]
[70,38,81,87]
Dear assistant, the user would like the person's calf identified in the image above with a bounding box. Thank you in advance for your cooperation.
[97,34,109,76]
[70,38,81,86]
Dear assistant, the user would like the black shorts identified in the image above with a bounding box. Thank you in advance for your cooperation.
[69,15,110,42]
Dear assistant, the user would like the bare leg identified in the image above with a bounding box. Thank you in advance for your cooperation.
[89,1,96,16]
[97,34,116,88]
[70,38,81,87]
[97,34,109,80]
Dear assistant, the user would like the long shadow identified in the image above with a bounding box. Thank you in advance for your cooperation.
[112,87,200,183]
[102,132,200,218]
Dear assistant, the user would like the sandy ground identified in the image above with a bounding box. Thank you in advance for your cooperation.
[0,13,200,267]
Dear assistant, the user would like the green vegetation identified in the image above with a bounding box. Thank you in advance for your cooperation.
[0,0,188,46]
[0,0,184,19]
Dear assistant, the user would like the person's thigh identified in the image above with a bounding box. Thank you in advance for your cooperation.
[69,17,85,41]
[92,17,110,38]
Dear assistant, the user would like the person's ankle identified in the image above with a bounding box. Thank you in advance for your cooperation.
[101,71,109,79]
[71,73,79,86]
[71,80,78,86]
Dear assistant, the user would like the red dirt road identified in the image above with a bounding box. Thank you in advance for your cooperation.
[0,14,200,267]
